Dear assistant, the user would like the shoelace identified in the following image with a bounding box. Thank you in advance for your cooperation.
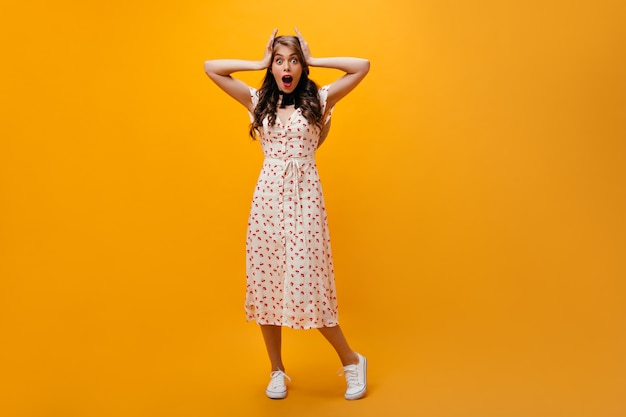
[338,365,359,387]
[268,370,291,390]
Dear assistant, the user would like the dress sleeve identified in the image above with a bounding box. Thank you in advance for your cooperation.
[319,85,335,125]
[248,87,259,123]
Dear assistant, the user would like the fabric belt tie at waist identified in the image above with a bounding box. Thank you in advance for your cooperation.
[264,157,315,204]
[264,157,316,165]
[264,157,315,245]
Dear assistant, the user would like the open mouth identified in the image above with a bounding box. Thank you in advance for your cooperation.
[281,75,293,88]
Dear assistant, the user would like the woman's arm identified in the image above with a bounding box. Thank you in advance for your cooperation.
[204,29,277,112]
[296,28,370,109]
[308,56,370,106]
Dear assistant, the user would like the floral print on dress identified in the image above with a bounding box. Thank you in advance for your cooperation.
[245,85,337,329]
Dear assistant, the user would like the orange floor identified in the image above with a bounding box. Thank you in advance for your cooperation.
[2,305,624,417]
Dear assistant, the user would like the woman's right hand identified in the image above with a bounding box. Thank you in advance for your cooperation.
[261,28,278,68]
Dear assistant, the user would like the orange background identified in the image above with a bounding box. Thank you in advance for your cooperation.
[1,1,625,416]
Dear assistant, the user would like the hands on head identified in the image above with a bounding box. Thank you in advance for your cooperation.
[262,27,312,68]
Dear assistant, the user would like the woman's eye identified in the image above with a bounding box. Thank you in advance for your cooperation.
[290,58,298,64]
[275,59,283,64]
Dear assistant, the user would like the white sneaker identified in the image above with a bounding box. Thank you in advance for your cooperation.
[340,353,367,400]
[266,370,290,399]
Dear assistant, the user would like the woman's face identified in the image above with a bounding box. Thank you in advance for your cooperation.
[270,44,303,94]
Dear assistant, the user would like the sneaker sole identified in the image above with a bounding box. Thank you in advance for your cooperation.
[266,390,287,400]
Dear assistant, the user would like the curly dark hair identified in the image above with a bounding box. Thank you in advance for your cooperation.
[249,36,323,139]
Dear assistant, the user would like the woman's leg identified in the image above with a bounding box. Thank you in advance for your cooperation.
[319,325,367,400]
[260,324,285,371]
[317,325,359,366]
[260,324,290,399]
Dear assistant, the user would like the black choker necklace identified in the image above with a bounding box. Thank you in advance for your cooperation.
[279,92,298,109]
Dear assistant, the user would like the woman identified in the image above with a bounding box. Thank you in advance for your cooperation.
[204,28,370,400]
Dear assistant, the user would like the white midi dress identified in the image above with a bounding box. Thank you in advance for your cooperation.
[244,85,337,329]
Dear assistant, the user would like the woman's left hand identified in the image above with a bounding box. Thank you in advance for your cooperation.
[295,27,313,65]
